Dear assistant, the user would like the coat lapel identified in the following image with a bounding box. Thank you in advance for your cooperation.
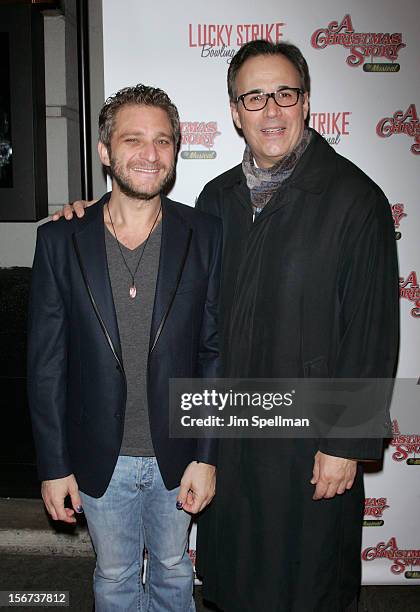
[149,196,192,354]
[253,130,333,224]
[72,195,123,368]
[232,175,253,214]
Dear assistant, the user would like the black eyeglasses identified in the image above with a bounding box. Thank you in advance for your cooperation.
[236,87,304,111]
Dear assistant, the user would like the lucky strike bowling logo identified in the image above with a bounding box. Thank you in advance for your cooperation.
[309,111,351,146]
[311,14,406,72]
[188,22,285,62]
[362,537,420,578]
[180,121,221,160]
[363,497,390,527]
[391,203,407,240]
[399,271,420,318]
[376,104,420,155]
[390,419,420,464]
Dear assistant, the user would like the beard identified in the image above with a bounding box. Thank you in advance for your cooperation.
[109,156,176,200]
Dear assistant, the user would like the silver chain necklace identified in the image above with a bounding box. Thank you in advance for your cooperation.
[106,202,162,299]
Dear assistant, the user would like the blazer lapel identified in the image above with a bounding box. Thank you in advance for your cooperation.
[72,195,123,369]
[149,196,192,354]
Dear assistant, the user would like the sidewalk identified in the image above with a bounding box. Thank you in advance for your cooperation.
[0,498,213,611]
[1,498,419,611]
[0,498,92,557]
[0,497,94,610]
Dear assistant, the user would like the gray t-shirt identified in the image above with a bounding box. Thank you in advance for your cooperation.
[105,221,161,456]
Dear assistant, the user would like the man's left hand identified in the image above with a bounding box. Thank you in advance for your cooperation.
[311,451,357,500]
[177,462,216,514]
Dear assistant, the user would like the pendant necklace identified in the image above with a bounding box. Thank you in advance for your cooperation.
[106,202,161,299]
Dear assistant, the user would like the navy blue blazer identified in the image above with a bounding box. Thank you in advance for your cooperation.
[27,194,222,497]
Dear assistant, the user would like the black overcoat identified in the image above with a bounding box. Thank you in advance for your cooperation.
[195,130,399,611]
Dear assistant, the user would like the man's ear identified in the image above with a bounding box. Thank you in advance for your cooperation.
[97,141,110,167]
[302,93,309,123]
[230,102,242,131]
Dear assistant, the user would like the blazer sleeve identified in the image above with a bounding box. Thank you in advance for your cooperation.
[319,189,399,460]
[195,219,223,466]
[27,227,72,481]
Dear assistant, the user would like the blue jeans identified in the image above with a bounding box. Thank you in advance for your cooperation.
[80,456,195,612]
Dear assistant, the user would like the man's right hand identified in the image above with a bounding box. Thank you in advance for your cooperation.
[41,474,83,524]
[51,200,97,221]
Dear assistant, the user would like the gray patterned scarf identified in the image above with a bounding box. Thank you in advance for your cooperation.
[242,127,312,217]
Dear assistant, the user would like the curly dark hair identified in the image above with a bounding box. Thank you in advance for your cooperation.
[98,84,180,151]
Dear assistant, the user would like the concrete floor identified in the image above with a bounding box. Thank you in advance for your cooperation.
[2,553,420,611]
[1,498,419,612]
[0,497,214,611]
[0,554,218,611]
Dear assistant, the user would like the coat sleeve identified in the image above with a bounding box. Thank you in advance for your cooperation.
[27,228,72,481]
[319,188,399,460]
[195,219,222,466]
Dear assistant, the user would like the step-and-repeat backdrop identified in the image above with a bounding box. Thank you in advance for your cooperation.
[102,0,419,584]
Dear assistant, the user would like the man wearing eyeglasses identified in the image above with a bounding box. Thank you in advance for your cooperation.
[194,40,398,612]
[54,40,398,612]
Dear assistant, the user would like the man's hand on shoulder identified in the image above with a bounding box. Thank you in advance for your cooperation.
[177,462,216,515]
[51,200,97,221]
[41,474,83,524]
[310,450,357,500]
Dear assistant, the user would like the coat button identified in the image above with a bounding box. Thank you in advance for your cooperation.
[116,364,121,371]
[114,412,122,419]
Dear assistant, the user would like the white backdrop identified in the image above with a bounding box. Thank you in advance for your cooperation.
[102,0,420,585]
